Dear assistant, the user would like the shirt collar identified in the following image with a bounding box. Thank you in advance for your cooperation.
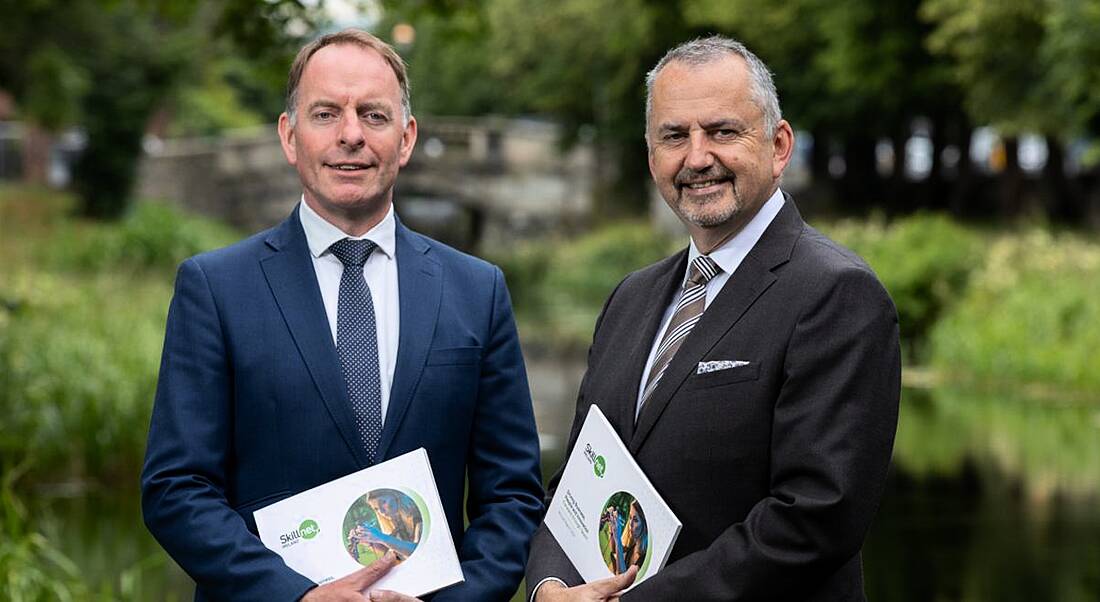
[299,196,396,261]
[686,187,785,282]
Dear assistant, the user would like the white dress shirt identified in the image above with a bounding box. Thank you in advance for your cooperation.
[635,187,785,411]
[299,199,400,423]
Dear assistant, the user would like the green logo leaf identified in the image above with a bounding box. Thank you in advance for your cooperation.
[594,456,606,478]
[299,519,320,539]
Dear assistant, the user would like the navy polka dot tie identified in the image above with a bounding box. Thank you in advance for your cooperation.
[329,238,383,463]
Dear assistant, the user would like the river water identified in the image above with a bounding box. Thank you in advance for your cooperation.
[30,357,1100,601]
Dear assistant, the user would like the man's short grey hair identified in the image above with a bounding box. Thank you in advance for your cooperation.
[645,35,782,139]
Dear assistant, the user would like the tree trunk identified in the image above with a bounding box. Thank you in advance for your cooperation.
[998,137,1024,218]
[1041,135,1085,223]
[840,133,880,212]
[21,124,53,185]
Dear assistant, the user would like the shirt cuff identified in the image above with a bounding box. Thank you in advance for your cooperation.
[530,577,568,602]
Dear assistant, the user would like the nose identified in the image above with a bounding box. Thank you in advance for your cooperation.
[684,130,714,171]
[338,112,365,150]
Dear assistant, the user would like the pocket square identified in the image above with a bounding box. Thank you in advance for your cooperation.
[697,360,751,374]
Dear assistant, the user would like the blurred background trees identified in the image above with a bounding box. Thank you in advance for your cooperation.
[4,0,1100,223]
[0,0,324,218]
[380,0,1100,222]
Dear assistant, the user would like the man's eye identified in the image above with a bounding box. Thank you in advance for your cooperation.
[314,111,336,121]
[364,112,389,123]
[663,132,687,142]
[715,129,738,138]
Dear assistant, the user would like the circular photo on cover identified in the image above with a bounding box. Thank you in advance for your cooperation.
[598,491,649,577]
[342,488,424,566]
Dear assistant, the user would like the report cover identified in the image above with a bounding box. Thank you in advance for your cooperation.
[546,405,682,589]
[254,448,463,597]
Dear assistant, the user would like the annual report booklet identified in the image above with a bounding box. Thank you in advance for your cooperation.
[254,448,463,597]
[545,405,681,589]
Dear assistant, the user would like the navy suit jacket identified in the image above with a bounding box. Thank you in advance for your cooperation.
[142,207,544,601]
[527,196,900,600]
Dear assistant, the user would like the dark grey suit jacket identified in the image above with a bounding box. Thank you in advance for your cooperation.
[526,195,900,601]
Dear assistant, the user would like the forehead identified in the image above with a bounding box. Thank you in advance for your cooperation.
[298,43,401,102]
[649,55,760,125]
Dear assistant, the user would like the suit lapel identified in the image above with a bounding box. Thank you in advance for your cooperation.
[375,220,442,461]
[260,208,372,467]
[617,252,686,442]
[628,196,803,454]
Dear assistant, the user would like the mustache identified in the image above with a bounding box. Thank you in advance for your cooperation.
[674,165,735,186]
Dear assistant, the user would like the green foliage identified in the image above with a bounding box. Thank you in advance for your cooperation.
[490,222,678,350]
[0,189,238,482]
[48,201,240,272]
[1,465,92,602]
[0,0,323,218]
[824,213,984,359]
[0,268,172,482]
[929,230,1100,393]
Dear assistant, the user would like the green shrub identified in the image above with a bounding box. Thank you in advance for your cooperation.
[824,213,984,360]
[0,269,170,481]
[928,230,1100,393]
[491,222,678,350]
[48,201,240,273]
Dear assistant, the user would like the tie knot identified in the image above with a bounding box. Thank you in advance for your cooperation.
[329,238,378,268]
[685,255,720,288]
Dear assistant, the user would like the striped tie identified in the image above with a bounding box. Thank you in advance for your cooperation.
[639,255,721,409]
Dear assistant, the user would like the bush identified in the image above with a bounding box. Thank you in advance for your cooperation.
[928,230,1100,393]
[0,188,240,482]
[491,222,679,351]
[824,213,984,360]
[48,201,240,273]
[0,269,170,481]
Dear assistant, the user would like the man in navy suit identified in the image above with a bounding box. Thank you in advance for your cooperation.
[141,29,543,602]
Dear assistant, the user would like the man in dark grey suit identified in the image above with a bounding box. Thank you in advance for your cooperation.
[527,36,900,601]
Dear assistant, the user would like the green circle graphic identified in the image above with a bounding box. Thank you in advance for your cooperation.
[594,456,606,478]
[299,519,320,540]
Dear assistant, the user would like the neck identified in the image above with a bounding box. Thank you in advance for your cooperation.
[304,194,391,237]
[689,212,751,254]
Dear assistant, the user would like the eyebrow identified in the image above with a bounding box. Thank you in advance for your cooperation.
[305,100,394,114]
[656,118,749,132]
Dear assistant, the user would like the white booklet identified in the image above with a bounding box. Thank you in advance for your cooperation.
[254,448,463,597]
[546,405,681,589]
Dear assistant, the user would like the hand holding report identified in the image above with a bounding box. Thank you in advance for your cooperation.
[545,405,681,590]
[254,448,462,598]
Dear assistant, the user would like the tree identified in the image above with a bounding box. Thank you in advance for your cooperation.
[0,0,326,219]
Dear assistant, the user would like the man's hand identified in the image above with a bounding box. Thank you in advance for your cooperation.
[301,551,398,601]
[536,567,638,602]
[368,591,422,601]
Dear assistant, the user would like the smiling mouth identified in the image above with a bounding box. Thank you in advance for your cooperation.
[325,162,371,172]
[678,178,732,195]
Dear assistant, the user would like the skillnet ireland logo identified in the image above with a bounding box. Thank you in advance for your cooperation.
[584,443,606,478]
[279,519,320,549]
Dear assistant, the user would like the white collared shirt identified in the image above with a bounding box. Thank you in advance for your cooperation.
[635,187,785,409]
[299,198,400,423]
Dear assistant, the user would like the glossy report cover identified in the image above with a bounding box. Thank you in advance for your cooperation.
[254,448,463,597]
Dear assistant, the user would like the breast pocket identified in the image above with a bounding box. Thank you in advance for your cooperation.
[683,361,760,390]
[425,346,483,366]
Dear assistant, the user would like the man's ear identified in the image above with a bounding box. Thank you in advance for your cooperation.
[278,113,297,166]
[398,116,418,168]
[771,119,795,179]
